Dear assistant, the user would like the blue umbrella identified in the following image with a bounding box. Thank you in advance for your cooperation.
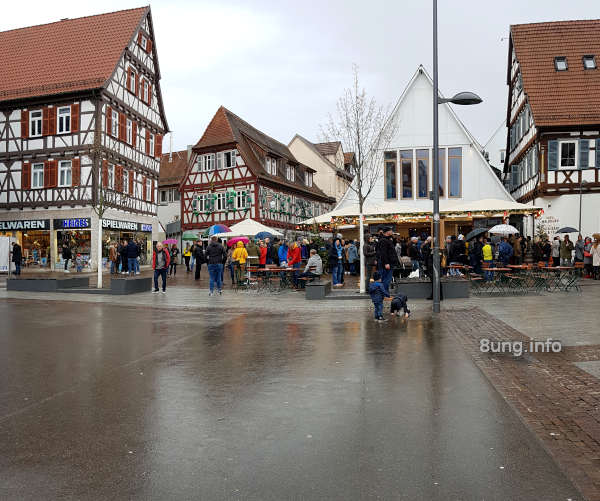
[255,231,273,240]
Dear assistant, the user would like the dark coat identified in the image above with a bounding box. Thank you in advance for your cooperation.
[11,243,22,263]
[368,281,389,303]
[62,246,72,260]
[126,241,138,259]
[205,241,226,265]
[377,237,399,267]
[193,245,205,264]
[363,242,377,266]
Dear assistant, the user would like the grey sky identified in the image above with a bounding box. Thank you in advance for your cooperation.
[3,0,598,152]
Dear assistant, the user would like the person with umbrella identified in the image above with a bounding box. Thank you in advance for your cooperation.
[498,237,513,267]
[169,243,180,276]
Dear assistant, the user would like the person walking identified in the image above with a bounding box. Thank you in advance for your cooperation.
[368,271,389,321]
[126,239,138,276]
[183,243,191,272]
[11,242,22,276]
[109,241,118,275]
[151,242,171,293]
[169,243,180,276]
[560,235,574,266]
[193,240,204,281]
[62,243,72,272]
[205,236,227,295]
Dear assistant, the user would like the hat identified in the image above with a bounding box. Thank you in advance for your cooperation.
[381,227,392,233]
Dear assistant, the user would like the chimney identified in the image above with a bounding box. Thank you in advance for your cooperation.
[187,144,193,161]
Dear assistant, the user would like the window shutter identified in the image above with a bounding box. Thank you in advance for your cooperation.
[42,107,50,136]
[71,103,80,133]
[132,122,138,149]
[22,162,31,190]
[106,106,112,136]
[48,107,56,135]
[147,83,152,106]
[115,165,123,191]
[135,73,140,97]
[126,69,132,92]
[579,139,589,169]
[145,129,150,155]
[151,179,155,202]
[71,157,81,186]
[154,134,162,158]
[21,110,29,138]
[142,175,147,200]
[47,160,57,188]
[129,170,134,194]
[102,160,108,188]
[137,32,142,45]
[119,113,126,141]
[146,39,152,54]
[548,140,558,171]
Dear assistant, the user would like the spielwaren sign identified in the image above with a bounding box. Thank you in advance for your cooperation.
[102,219,153,232]
[0,219,50,231]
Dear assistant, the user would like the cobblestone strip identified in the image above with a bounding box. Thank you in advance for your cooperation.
[441,308,600,501]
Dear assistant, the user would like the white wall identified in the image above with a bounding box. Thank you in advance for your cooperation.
[530,193,600,239]
[483,121,507,171]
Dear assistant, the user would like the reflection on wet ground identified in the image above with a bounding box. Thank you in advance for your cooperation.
[0,300,577,500]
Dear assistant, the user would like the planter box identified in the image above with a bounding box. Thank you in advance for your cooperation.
[7,276,89,292]
[305,280,332,300]
[393,279,470,299]
[110,277,152,295]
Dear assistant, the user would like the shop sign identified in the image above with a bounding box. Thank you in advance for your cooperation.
[0,219,50,231]
[102,219,153,232]
[54,218,91,229]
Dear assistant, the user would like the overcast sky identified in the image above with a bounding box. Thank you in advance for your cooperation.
[3,0,599,152]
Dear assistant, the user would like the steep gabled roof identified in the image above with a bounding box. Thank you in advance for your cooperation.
[289,134,353,181]
[191,107,332,201]
[160,150,189,187]
[0,7,148,103]
[314,141,341,156]
[511,19,600,126]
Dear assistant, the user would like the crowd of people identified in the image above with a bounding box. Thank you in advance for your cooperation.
[108,239,145,276]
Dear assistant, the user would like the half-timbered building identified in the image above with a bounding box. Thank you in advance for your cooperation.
[504,20,600,237]
[180,107,333,235]
[0,7,168,270]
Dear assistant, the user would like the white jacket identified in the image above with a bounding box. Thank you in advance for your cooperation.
[592,245,600,267]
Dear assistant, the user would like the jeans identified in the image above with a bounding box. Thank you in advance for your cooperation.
[169,263,177,276]
[373,301,383,319]
[332,262,343,285]
[381,267,393,294]
[292,262,301,286]
[228,263,235,283]
[154,268,167,291]
[14,262,21,275]
[128,258,137,274]
[349,262,356,275]
[64,258,70,271]
[110,260,116,274]
[135,258,140,273]
[484,259,493,281]
[208,263,222,292]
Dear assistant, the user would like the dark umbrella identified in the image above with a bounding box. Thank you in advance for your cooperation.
[465,227,488,241]
[255,231,273,240]
[556,227,578,234]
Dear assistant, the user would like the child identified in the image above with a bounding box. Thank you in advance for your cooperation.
[390,293,410,318]
[368,271,389,321]
[75,253,83,273]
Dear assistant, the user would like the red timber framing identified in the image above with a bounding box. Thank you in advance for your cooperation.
[0,7,168,215]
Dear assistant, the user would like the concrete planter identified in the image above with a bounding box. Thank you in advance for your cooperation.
[7,276,89,292]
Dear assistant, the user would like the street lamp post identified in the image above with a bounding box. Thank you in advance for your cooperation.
[432,0,482,313]
[579,178,587,234]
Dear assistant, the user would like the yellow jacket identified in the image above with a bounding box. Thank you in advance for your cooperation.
[232,242,248,264]
[482,243,493,261]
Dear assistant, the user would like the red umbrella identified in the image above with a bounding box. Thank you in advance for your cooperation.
[163,239,178,245]
[227,236,249,247]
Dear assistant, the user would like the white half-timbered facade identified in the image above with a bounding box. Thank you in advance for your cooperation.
[0,7,168,270]
[180,107,333,234]
[504,20,600,237]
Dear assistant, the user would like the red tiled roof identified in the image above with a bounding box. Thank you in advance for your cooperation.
[0,7,147,102]
[314,141,341,156]
[192,107,331,201]
[160,150,189,186]
[511,19,600,126]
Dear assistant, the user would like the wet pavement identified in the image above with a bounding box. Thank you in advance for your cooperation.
[0,297,579,500]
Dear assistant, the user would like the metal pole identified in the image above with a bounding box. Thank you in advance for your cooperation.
[579,178,583,234]
[432,0,441,313]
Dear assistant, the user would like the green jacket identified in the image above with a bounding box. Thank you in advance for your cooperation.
[246,241,259,259]
[560,240,574,260]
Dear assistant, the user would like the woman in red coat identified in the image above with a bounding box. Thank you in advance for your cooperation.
[259,241,267,266]
[287,241,302,287]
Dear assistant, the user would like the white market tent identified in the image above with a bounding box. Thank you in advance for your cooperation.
[213,218,283,238]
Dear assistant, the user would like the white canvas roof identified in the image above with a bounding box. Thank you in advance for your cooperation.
[213,218,283,238]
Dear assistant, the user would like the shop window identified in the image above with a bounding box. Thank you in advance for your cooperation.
[31,163,44,189]
[400,150,412,199]
[437,148,445,196]
[58,160,72,187]
[416,149,428,198]
[384,151,397,199]
[448,147,462,198]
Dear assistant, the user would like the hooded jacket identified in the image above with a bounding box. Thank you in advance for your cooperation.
[205,241,226,265]
[246,241,259,260]
[287,244,301,266]
[368,281,389,303]
[232,241,249,264]
[278,244,289,265]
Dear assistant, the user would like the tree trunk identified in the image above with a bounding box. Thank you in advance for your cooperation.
[359,198,366,294]
[97,218,103,289]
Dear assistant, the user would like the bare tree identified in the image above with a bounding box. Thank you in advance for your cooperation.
[320,65,397,293]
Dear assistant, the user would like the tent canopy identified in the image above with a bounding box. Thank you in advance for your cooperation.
[213,218,283,238]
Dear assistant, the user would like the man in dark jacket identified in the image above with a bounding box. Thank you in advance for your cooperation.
[119,240,128,274]
[193,240,205,280]
[126,239,138,275]
[152,242,171,293]
[377,228,399,294]
[470,236,484,275]
[205,236,227,295]
[11,242,22,275]
[363,235,377,289]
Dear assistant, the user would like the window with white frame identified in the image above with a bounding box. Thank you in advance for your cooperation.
[266,157,277,175]
[306,171,313,187]
[173,188,180,201]
[126,119,132,144]
[123,170,129,194]
[111,110,119,137]
[160,189,168,204]
[216,192,225,211]
[560,141,576,168]
[57,106,71,134]
[58,160,72,187]
[141,79,150,103]
[201,154,215,171]
[108,164,115,189]
[128,68,136,93]
[149,133,155,155]
[286,164,295,181]
[146,178,152,201]
[140,34,147,51]
[236,191,248,209]
[225,150,236,168]
[30,110,42,137]
[31,163,44,189]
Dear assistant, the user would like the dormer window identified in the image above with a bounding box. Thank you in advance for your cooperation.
[306,171,313,187]
[286,164,295,182]
[266,157,277,176]
[554,56,568,71]
[583,55,597,70]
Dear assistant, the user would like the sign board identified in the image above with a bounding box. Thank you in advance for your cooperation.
[0,219,50,231]
[102,219,153,233]
[0,237,9,272]
[53,218,91,230]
